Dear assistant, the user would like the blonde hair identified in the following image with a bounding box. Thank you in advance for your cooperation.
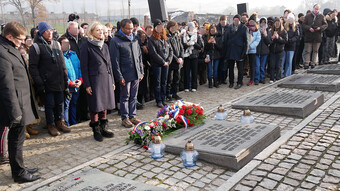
[86,22,103,40]
[284,20,296,32]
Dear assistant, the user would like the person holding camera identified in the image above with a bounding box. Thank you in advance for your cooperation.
[0,22,40,183]
[29,21,70,136]
[302,4,328,69]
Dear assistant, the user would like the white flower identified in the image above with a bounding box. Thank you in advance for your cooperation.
[144,126,150,131]
[164,115,169,120]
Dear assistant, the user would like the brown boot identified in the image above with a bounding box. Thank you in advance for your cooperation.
[129,117,142,125]
[56,120,71,133]
[121,118,134,128]
[47,123,60,136]
[27,124,39,135]
[25,130,30,139]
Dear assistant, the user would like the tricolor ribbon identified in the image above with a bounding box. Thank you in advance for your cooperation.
[132,121,147,133]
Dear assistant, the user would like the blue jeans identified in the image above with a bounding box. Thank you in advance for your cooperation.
[64,91,79,127]
[255,55,268,82]
[153,66,169,104]
[281,51,294,77]
[207,59,219,79]
[120,80,139,120]
[45,91,64,124]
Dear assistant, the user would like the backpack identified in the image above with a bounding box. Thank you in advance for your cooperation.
[32,40,61,55]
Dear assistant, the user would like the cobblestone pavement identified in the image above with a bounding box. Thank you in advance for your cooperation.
[1,68,340,190]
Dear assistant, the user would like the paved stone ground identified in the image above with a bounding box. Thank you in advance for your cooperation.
[1,68,340,190]
[232,97,340,191]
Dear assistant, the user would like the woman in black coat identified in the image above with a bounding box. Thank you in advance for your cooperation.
[148,19,173,108]
[80,22,115,142]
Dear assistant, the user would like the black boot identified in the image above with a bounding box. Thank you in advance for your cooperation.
[100,119,114,138]
[90,122,103,142]
[208,78,213,88]
[214,78,219,88]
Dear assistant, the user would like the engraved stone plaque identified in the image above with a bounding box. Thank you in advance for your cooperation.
[278,74,340,92]
[45,168,166,191]
[164,120,280,170]
[307,64,340,75]
[232,92,324,118]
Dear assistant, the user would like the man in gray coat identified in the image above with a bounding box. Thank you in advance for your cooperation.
[111,19,144,128]
[0,22,40,183]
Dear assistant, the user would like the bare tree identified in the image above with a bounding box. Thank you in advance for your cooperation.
[5,0,27,27]
[26,0,57,27]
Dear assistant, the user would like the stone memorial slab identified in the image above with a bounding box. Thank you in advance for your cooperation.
[164,120,280,170]
[232,92,324,118]
[278,74,340,92]
[307,64,340,75]
[45,168,166,191]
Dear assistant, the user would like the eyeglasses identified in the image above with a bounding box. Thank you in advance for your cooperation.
[14,36,26,42]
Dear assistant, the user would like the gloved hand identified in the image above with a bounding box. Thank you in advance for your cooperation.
[10,115,22,129]
[64,88,71,101]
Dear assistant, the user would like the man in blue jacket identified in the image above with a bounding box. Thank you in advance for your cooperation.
[110,19,144,128]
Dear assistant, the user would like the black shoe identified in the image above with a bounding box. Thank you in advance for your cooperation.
[254,81,259,85]
[259,80,265,84]
[25,168,38,174]
[234,84,242,89]
[166,96,172,102]
[172,94,182,100]
[162,102,167,106]
[213,78,219,88]
[208,78,213,88]
[100,120,114,138]
[304,66,309,69]
[90,122,103,142]
[311,65,315,69]
[157,102,164,108]
[136,102,144,110]
[14,171,40,183]
[229,83,234,88]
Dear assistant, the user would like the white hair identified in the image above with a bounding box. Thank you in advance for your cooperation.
[67,21,78,29]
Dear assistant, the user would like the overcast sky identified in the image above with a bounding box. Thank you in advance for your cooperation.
[4,0,339,16]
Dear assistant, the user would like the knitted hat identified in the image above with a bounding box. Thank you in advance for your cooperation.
[38,21,53,35]
[153,19,162,28]
[249,14,257,22]
[233,14,241,20]
[323,8,332,16]
[287,13,295,21]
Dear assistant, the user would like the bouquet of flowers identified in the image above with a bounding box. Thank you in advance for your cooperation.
[126,100,205,146]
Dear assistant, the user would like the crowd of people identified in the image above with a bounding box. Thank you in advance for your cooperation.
[0,3,340,183]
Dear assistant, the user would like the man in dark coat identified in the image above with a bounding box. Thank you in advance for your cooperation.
[166,20,184,101]
[29,21,70,136]
[216,15,229,84]
[0,22,40,183]
[60,21,88,123]
[224,14,249,89]
[302,4,328,69]
[110,19,144,128]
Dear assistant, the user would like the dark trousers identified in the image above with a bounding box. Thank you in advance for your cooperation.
[76,85,89,121]
[228,59,244,85]
[153,66,168,104]
[167,66,179,96]
[138,66,149,103]
[8,124,26,177]
[198,59,207,85]
[45,91,64,124]
[248,54,256,81]
[0,125,9,156]
[270,52,284,81]
[120,80,139,120]
[294,40,304,71]
[218,58,227,83]
[183,57,198,89]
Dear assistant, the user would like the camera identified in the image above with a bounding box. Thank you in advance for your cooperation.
[68,14,80,22]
